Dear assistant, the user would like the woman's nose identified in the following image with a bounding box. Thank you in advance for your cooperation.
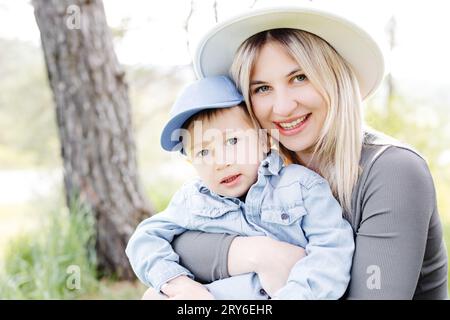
[272,90,298,117]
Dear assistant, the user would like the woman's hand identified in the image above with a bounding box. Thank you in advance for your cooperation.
[161,275,214,300]
[254,238,306,296]
[228,236,306,296]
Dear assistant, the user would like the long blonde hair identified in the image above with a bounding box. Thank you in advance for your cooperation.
[230,29,363,216]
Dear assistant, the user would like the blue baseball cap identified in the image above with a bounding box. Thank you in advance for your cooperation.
[160,75,244,152]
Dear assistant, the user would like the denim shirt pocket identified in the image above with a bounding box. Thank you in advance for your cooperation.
[260,204,307,225]
[260,182,307,226]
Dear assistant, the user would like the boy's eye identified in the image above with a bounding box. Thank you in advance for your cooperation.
[226,137,238,146]
[294,74,307,82]
[196,149,209,158]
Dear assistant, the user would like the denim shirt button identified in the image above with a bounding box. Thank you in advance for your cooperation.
[281,213,289,220]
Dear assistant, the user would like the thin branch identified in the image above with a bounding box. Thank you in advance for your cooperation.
[183,0,194,33]
[184,0,194,66]
[386,15,397,49]
[385,15,397,111]
[213,0,218,23]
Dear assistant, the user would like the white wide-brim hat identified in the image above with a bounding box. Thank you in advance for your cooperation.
[193,5,387,100]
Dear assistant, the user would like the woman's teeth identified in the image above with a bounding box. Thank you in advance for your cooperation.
[278,114,309,129]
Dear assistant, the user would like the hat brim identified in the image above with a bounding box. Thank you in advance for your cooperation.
[193,6,386,99]
[160,99,244,152]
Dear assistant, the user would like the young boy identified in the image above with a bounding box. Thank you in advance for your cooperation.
[126,76,354,300]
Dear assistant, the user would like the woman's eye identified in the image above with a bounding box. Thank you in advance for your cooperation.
[294,74,307,82]
[254,85,270,94]
[226,137,238,146]
[196,149,209,157]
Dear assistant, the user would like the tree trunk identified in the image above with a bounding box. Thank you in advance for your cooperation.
[32,0,153,279]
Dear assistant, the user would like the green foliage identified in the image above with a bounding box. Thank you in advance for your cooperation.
[0,38,192,170]
[145,178,186,213]
[365,94,450,222]
[0,199,98,299]
[365,95,447,168]
[0,38,60,169]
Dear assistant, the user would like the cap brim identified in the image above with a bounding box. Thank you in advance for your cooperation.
[193,6,386,99]
[160,99,243,152]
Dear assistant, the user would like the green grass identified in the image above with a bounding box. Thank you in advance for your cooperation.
[0,199,98,299]
[0,185,160,300]
[0,202,41,253]
[79,279,146,300]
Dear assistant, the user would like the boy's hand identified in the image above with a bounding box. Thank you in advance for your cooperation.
[161,275,214,300]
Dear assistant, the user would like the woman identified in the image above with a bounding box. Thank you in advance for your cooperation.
[166,5,448,299]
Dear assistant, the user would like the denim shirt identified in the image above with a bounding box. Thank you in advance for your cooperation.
[126,151,355,299]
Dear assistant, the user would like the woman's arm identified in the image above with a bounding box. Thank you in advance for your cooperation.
[172,231,306,294]
[172,231,238,283]
[346,146,447,299]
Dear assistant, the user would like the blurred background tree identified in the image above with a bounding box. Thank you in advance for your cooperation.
[32,0,153,279]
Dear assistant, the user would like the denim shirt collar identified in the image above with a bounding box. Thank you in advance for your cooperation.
[258,150,284,176]
[197,181,242,206]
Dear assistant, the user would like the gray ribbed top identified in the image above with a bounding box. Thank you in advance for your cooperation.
[345,131,447,299]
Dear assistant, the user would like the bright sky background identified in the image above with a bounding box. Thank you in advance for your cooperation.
[1,0,449,101]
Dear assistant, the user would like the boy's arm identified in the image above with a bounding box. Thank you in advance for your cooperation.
[273,180,355,300]
[125,188,197,293]
[160,275,214,299]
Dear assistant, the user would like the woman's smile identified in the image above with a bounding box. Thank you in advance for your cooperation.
[274,113,312,136]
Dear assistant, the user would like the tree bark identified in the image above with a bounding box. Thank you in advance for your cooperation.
[33,0,153,279]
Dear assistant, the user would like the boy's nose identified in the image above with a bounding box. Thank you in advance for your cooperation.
[214,149,233,171]
[215,162,231,171]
